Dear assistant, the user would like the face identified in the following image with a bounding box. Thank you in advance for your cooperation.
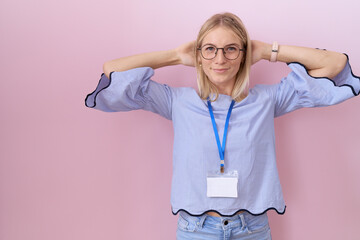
[199,26,244,94]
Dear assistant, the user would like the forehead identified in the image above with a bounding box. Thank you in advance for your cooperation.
[202,26,241,46]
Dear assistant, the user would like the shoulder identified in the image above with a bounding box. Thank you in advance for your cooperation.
[249,84,278,100]
[171,86,199,98]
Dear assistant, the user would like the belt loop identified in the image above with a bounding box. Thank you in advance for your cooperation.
[239,214,247,231]
[198,214,208,229]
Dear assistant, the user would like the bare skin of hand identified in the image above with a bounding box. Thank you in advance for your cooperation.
[251,40,270,65]
[175,41,196,67]
[176,40,269,67]
[174,40,270,67]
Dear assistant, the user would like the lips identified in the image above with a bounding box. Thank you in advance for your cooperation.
[213,68,229,73]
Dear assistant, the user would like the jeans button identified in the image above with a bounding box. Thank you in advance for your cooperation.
[224,220,229,225]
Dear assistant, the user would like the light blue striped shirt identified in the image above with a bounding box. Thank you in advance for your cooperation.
[86,54,359,216]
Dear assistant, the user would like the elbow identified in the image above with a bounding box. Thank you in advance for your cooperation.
[310,53,348,79]
[103,61,112,79]
[334,53,348,75]
[327,53,348,79]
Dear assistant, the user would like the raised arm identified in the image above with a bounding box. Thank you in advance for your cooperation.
[251,40,348,79]
[103,41,196,78]
[250,40,359,117]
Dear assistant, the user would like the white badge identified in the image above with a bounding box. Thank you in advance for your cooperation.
[207,170,238,198]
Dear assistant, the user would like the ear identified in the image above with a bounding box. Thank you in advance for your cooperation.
[197,54,202,66]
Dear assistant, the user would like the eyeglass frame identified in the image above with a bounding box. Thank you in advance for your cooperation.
[197,44,246,60]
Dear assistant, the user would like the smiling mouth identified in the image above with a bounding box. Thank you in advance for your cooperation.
[213,68,229,73]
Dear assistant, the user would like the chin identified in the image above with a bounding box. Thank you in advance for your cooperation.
[209,76,233,86]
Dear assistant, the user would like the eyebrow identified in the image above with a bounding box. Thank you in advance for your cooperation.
[202,43,241,47]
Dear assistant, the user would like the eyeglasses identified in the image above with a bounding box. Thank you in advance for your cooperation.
[197,44,245,60]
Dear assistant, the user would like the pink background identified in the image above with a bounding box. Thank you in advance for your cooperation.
[1,0,359,239]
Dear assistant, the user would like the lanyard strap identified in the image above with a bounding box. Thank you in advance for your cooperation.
[207,99,235,173]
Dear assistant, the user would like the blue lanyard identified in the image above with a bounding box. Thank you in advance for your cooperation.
[207,99,235,173]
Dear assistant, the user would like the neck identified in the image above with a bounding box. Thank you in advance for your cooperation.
[214,82,234,96]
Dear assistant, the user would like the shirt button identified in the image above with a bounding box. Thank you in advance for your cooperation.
[224,220,229,225]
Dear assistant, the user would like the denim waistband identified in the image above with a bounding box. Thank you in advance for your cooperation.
[179,211,251,230]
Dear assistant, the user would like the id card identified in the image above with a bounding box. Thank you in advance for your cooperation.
[207,170,238,198]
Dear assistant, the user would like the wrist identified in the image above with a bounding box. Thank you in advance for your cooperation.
[262,43,272,61]
[168,49,182,65]
[269,41,279,62]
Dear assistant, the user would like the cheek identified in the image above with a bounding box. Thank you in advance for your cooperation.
[201,62,212,76]
[202,68,211,80]
[231,61,242,73]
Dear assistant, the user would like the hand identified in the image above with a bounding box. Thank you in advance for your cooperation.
[251,40,271,65]
[175,41,196,67]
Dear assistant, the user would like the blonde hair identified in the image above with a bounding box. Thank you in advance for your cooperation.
[195,12,251,102]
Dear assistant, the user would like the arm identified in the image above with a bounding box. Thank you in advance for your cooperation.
[250,40,360,117]
[86,41,196,117]
[103,41,196,78]
[251,40,348,79]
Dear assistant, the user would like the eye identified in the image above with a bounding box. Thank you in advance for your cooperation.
[225,46,238,52]
[204,45,216,52]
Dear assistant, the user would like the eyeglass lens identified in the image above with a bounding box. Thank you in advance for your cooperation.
[201,44,241,60]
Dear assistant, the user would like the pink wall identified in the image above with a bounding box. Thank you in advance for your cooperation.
[1,0,359,239]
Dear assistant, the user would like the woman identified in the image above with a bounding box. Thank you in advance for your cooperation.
[85,12,359,240]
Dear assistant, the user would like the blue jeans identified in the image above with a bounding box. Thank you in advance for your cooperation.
[176,211,272,240]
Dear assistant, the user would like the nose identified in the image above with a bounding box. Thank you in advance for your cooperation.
[214,49,227,64]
